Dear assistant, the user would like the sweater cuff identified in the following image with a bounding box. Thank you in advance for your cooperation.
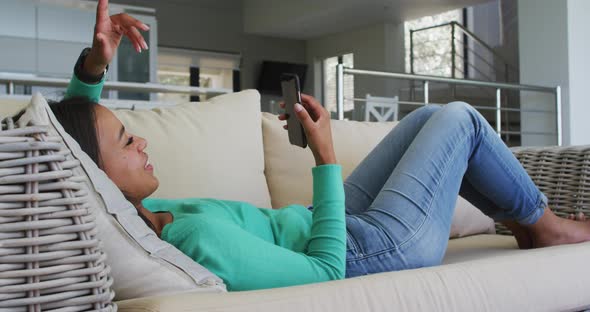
[312,164,344,202]
[64,72,105,104]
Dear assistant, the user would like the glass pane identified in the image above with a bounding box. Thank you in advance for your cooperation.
[117,29,150,100]
[157,66,189,103]
[404,9,463,77]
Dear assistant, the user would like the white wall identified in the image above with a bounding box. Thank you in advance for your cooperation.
[519,0,590,146]
[305,22,405,120]
[567,0,590,145]
[518,0,567,146]
[111,0,306,93]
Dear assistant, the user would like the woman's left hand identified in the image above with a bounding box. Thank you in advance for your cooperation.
[84,0,150,76]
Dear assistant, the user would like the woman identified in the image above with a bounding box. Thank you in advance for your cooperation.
[51,0,590,291]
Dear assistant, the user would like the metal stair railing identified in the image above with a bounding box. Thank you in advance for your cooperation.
[410,21,518,83]
[335,65,562,147]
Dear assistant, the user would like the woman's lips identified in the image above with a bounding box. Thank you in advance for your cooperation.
[145,158,154,171]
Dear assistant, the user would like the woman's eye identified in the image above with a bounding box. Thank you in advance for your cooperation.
[126,136,134,146]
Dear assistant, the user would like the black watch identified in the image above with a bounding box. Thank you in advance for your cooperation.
[74,47,109,84]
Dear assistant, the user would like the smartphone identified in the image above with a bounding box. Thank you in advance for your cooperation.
[280,73,307,148]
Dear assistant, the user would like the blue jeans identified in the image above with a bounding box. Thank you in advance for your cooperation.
[343,102,548,278]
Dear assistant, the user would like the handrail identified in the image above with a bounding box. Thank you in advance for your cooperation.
[410,21,518,84]
[0,73,232,95]
[450,22,516,73]
[344,68,554,93]
[335,65,563,146]
[412,21,516,74]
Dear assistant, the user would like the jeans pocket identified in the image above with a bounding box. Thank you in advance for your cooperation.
[345,230,360,255]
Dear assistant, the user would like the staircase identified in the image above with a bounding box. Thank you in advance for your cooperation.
[408,18,521,146]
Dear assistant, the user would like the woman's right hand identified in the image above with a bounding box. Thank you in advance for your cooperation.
[83,0,150,77]
[278,94,337,166]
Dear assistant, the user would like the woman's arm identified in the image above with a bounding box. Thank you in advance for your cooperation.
[65,0,149,102]
[167,164,345,291]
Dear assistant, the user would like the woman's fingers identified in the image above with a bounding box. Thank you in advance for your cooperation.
[277,113,288,121]
[96,0,109,22]
[111,14,148,52]
[129,26,147,50]
[300,93,326,120]
[283,124,288,130]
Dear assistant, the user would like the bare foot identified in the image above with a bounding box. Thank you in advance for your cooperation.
[527,209,590,248]
[501,220,533,249]
[567,212,587,222]
[504,211,588,250]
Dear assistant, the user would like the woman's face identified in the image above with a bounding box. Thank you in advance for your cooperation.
[94,105,159,204]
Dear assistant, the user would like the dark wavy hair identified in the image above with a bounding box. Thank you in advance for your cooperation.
[49,97,157,233]
[49,97,102,166]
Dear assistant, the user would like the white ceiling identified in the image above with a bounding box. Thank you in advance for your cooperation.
[114,0,494,40]
[243,0,493,39]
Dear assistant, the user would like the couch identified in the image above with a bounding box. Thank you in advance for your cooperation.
[1,91,589,312]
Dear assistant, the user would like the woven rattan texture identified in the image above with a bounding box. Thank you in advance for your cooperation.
[0,117,116,311]
[495,145,590,235]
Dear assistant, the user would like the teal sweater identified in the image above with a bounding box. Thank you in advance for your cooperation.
[65,73,347,291]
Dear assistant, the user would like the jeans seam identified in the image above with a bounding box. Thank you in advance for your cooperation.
[351,133,471,259]
[398,134,471,249]
[346,228,361,253]
[344,181,375,206]
[479,130,543,220]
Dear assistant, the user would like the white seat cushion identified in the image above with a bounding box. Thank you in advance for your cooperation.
[116,235,590,312]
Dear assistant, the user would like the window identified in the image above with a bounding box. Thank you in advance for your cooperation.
[405,9,464,77]
[322,53,354,115]
[157,47,240,103]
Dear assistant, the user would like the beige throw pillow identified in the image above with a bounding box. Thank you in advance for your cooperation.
[113,90,272,209]
[261,112,495,238]
[25,93,227,301]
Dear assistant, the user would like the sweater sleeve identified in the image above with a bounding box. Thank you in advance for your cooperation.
[64,71,105,103]
[167,164,346,291]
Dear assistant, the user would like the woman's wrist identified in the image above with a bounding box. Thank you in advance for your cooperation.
[83,50,108,77]
[314,151,337,166]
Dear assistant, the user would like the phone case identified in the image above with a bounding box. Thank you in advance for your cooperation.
[280,73,307,148]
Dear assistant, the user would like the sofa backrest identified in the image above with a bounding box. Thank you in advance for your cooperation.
[114,90,272,209]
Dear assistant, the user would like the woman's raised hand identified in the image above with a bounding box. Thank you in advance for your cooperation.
[278,94,337,166]
[84,0,150,76]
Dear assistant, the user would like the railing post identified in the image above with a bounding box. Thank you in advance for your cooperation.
[410,30,415,75]
[423,81,429,104]
[556,86,562,146]
[410,29,415,102]
[7,82,14,95]
[496,88,502,138]
[336,63,344,121]
[451,22,456,79]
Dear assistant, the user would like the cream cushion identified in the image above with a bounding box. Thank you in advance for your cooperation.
[116,235,590,312]
[261,112,495,238]
[0,94,30,116]
[21,93,226,301]
[114,90,272,209]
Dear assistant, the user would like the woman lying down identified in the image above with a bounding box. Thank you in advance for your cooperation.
[51,0,590,291]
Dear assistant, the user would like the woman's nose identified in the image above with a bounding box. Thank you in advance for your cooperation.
[137,136,148,151]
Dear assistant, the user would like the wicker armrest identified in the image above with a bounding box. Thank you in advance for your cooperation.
[495,145,590,234]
